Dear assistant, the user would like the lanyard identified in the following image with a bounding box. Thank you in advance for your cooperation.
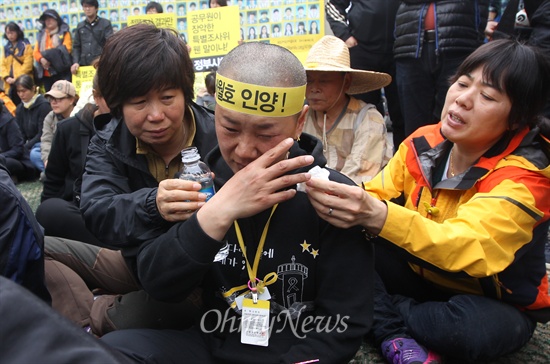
[222,204,279,306]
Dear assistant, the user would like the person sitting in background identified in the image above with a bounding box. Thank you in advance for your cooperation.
[2,22,33,106]
[101,40,373,364]
[43,23,216,336]
[0,85,17,116]
[0,100,31,184]
[303,36,392,184]
[38,80,78,177]
[195,70,216,111]
[33,9,72,91]
[305,39,550,363]
[14,74,51,180]
[36,73,106,246]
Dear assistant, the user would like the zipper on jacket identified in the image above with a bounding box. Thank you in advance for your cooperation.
[422,190,440,218]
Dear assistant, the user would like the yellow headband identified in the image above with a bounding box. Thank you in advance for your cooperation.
[216,73,305,117]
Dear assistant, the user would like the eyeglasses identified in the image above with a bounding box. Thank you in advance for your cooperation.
[48,96,69,103]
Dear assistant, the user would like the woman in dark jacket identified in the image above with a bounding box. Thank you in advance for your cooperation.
[35,102,103,246]
[0,101,34,183]
[43,24,217,336]
[13,74,52,178]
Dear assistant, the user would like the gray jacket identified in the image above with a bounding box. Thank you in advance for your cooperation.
[72,17,113,66]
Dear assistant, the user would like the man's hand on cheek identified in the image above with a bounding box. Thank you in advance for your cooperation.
[198,138,314,233]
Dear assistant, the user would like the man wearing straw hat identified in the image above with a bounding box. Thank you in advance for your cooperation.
[303,35,393,185]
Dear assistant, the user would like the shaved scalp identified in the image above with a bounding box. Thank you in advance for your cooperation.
[218,42,306,87]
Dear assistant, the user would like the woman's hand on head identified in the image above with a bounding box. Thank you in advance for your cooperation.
[305,178,387,232]
[156,178,207,222]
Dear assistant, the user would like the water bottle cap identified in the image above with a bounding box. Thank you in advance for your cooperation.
[181,146,201,163]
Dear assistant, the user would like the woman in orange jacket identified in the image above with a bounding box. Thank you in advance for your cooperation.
[33,9,72,92]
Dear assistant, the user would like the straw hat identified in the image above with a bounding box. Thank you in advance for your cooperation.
[304,35,391,95]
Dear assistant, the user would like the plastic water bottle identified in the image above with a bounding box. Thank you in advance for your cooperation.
[179,147,215,201]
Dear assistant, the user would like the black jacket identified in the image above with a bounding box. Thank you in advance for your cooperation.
[41,107,95,203]
[72,17,113,66]
[0,106,25,161]
[494,0,550,56]
[80,103,217,273]
[0,157,50,303]
[325,0,400,54]
[136,133,374,363]
[15,95,52,150]
[394,0,489,59]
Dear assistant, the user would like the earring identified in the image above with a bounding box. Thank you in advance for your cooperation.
[295,135,301,141]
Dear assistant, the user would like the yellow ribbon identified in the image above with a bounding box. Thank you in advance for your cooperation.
[222,205,279,307]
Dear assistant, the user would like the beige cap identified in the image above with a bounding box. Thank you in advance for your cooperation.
[45,80,76,99]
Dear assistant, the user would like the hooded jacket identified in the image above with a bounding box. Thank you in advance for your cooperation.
[80,103,217,273]
[15,94,52,150]
[41,107,95,203]
[135,133,374,363]
[367,123,550,322]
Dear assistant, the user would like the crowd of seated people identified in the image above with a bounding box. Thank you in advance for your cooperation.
[1,3,550,364]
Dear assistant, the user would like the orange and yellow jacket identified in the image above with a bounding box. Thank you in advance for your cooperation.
[366,122,550,321]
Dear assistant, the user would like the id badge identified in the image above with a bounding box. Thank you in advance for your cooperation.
[241,298,270,347]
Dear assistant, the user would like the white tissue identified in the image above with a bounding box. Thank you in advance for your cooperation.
[297,165,330,192]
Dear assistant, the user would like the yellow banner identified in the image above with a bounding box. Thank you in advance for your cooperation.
[127,13,177,30]
[71,66,96,99]
[188,6,241,72]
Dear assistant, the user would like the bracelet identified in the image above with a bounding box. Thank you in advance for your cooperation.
[361,228,378,241]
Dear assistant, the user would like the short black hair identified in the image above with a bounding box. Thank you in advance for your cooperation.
[451,39,550,130]
[145,1,163,13]
[205,71,216,95]
[14,74,36,91]
[3,22,24,42]
[81,0,99,8]
[97,23,194,119]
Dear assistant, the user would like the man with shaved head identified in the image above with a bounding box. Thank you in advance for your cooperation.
[102,42,374,363]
